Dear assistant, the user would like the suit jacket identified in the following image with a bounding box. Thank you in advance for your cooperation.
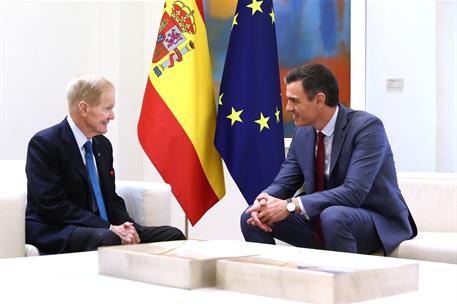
[25,118,135,254]
[264,105,417,254]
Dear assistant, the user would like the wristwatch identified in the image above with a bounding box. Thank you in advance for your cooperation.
[286,198,295,214]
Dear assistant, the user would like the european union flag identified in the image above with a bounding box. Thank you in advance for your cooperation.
[215,0,285,205]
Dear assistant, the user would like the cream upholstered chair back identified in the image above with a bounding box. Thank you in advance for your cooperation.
[397,172,457,233]
[0,160,27,258]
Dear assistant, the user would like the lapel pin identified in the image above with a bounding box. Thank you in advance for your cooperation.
[109,169,115,176]
[97,153,101,157]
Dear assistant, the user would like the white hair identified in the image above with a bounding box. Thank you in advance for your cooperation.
[66,74,114,111]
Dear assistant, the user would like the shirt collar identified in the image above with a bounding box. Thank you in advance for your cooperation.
[318,105,339,137]
[66,115,91,150]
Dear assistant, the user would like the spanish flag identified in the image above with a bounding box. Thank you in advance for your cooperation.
[138,0,225,225]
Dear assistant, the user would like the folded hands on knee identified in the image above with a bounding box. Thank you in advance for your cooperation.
[110,222,141,245]
[245,193,289,233]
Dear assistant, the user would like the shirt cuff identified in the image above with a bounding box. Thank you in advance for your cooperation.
[297,196,310,220]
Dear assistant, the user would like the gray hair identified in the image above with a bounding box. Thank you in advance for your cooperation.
[66,74,114,111]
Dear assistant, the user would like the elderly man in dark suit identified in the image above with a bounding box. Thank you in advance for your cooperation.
[26,74,185,254]
[241,64,416,255]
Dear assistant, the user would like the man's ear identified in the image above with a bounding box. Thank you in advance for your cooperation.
[78,100,88,117]
[315,92,326,106]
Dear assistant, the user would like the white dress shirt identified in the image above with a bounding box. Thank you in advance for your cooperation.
[66,115,95,168]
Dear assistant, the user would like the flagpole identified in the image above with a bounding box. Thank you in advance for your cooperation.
[184,215,189,239]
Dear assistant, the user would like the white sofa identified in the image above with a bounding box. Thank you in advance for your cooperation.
[0,160,172,258]
[1,160,456,264]
[390,172,457,264]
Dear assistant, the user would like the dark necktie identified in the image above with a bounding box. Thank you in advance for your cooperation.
[84,141,108,221]
[315,132,325,192]
[314,131,325,245]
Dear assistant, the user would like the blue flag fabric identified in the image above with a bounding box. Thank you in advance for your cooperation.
[215,0,285,205]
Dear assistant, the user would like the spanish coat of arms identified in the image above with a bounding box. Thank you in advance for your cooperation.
[152,1,197,77]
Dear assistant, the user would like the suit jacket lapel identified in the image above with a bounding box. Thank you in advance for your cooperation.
[329,105,348,176]
[60,119,89,184]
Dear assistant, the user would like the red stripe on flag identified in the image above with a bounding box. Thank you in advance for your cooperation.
[195,0,205,24]
[138,79,219,225]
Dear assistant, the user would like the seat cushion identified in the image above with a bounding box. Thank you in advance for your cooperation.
[390,232,457,264]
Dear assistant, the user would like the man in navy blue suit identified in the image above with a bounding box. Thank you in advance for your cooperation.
[26,74,185,254]
[241,64,416,255]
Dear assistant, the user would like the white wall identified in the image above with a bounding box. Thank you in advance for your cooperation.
[366,0,437,172]
[1,2,112,159]
[365,0,456,172]
[435,0,457,172]
[350,0,366,110]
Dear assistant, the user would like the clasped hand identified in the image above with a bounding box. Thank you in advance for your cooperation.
[245,193,289,233]
[110,222,140,244]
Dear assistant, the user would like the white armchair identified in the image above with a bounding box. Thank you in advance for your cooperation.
[0,159,172,258]
[391,172,457,264]
[0,192,27,258]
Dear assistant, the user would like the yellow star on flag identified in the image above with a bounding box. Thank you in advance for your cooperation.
[269,9,275,24]
[232,13,238,28]
[226,107,244,126]
[255,112,270,131]
[219,93,224,105]
[275,106,281,123]
[247,0,263,16]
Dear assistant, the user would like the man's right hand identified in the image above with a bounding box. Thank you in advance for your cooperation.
[110,222,140,244]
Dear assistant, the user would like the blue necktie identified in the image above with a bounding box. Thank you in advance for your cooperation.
[84,141,108,221]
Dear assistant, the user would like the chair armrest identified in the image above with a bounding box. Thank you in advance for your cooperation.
[116,180,171,227]
[25,244,40,257]
[0,192,26,258]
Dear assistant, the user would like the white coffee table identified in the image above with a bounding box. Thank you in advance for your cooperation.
[0,250,456,303]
